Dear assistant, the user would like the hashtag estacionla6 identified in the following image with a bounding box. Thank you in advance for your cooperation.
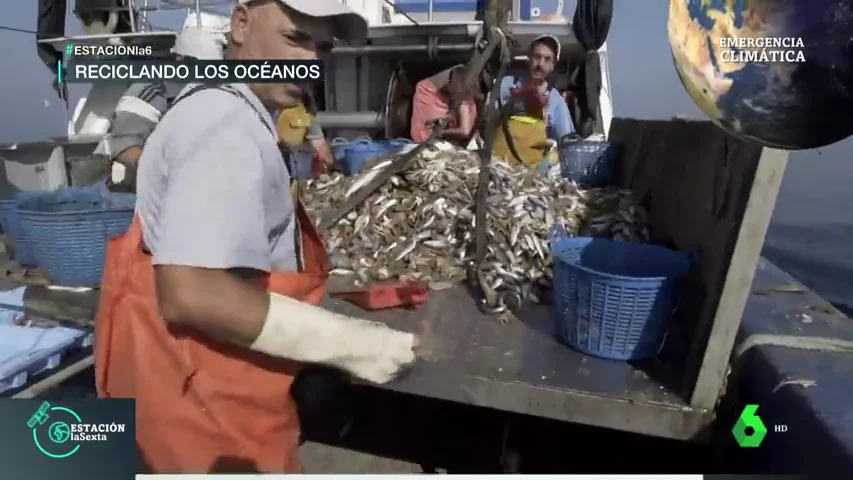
[70,44,154,57]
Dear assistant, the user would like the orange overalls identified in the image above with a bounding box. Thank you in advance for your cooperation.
[94,86,330,473]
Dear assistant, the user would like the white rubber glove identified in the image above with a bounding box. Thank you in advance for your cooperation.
[249,292,417,384]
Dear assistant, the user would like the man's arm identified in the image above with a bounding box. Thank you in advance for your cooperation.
[106,83,170,167]
[409,81,433,143]
[151,129,276,343]
[443,99,476,140]
[548,88,575,138]
[149,111,415,382]
[306,121,334,165]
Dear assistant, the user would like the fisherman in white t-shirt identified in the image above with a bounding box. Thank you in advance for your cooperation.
[96,28,226,191]
[95,0,416,473]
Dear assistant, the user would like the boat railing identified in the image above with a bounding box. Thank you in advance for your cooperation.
[36,0,568,49]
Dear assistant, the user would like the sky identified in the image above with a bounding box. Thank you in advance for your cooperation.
[1,0,852,308]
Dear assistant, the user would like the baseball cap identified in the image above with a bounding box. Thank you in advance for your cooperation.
[530,34,561,60]
[236,0,368,42]
[171,28,226,60]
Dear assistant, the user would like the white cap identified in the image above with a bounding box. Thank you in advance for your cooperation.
[531,34,561,60]
[236,0,368,42]
[171,28,226,60]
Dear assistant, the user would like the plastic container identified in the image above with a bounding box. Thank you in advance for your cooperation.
[340,138,389,175]
[551,237,691,361]
[16,187,135,287]
[557,137,620,187]
[330,137,350,161]
[384,138,413,153]
[0,196,38,266]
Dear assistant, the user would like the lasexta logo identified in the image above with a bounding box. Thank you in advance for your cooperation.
[732,404,768,447]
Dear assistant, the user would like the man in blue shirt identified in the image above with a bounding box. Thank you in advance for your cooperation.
[492,34,575,169]
[498,34,575,139]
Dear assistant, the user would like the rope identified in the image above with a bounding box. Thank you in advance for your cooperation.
[0,25,38,35]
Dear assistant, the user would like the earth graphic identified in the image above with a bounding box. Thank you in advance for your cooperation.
[49,422,71,443]
[668,0,853,149]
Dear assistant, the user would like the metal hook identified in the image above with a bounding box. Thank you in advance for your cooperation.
[478,297,507,315]
[499,289,523,313]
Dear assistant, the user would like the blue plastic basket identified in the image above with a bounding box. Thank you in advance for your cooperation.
[0,196,37,266]
[557,139,620,187]
[340,138,389,175]
[16,187,135,287]
[330,137,350,161]
[551,237,691,361]
[384,137,413,152]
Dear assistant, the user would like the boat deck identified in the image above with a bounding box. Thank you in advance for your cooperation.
[0,275,711,440]
[325,286,709,439]
[8,257,853,464]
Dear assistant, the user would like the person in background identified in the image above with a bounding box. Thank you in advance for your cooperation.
[410,65,479,145]
[95,28,226,191]
[277,89,334,177]
[305,110,335,170]
[94,0,416,473]
[492,34,574,168]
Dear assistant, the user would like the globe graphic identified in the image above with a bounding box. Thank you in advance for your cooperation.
[48,421,71,444]
[668,0,853,150]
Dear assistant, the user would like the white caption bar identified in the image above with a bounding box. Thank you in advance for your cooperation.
[138,476,703,479]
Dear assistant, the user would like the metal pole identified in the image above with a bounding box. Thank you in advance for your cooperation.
[195,0,203,28]
[315,111,384,129]
[141,0,150,32]
[427,0,433,21]
[128,0,137,33]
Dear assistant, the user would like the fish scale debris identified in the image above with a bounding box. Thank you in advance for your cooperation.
[302,142,650,293]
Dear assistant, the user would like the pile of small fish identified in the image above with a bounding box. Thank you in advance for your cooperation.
[303,142,649,292]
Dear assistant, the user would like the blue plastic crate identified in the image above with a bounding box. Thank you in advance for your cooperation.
[340,139,390,176]
[0,323,92,394]
[16,187,135,287]
[330,137,350,161]
[0,196,38,266]
[551,237,690,361]
[557,139,620,187]
[383,138,413,153]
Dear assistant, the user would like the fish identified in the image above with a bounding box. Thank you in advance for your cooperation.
[302,141,650,297]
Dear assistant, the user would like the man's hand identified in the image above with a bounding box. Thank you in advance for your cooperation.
[115,145,143,169]
[337,319,418,384]
[426,117,451,130]
[247,292,418,384]
[310,139,335,167]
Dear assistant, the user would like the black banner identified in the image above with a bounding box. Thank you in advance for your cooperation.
[64,59,324,84]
